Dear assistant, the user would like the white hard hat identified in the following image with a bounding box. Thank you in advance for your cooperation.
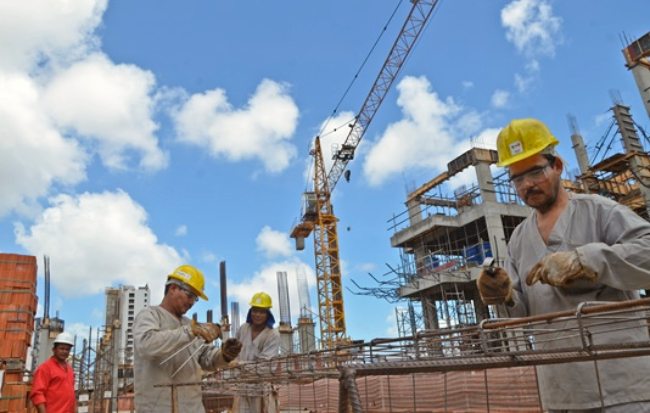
[53,332,74,347]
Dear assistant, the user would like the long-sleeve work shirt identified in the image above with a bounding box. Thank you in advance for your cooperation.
[30,357,75,413]
[232,323,280,413]
[505,193,650,410]
[133,305,228,413]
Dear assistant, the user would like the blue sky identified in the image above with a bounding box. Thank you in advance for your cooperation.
[0,0,648,343]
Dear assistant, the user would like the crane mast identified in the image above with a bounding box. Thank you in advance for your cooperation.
[291,0,440,349]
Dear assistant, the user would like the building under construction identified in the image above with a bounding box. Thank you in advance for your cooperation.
[384,98,650,337]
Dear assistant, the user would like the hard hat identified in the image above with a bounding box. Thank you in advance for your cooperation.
[53,332,74,347]
[249,292,272,309]
[167,264,208,300]
[496,118,559,167]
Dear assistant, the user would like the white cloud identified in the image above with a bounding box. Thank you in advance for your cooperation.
[43,53,167,171]
[201,252,217,263]
[175,225,188,237]
[470,128,500,150]
[173,79,299,173]
[362,76,475,186]
[461,80,474,90]
[256,226,292,258]
[385,309,398,337]
[356,262,377,273]
[0,72,87,218]
[501,0,562,58]
[14,190,183,299]
[0,0,107,71]
[229,260,315,326]
[491,89,510,108]
[64,322,92,343]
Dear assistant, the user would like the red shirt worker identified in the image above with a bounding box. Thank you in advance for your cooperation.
[30,332,76,413]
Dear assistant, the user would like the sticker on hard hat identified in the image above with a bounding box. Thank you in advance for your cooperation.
[175,270,191,280]
[509,141,523,156]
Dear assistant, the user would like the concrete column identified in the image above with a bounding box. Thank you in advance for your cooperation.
[475,162,497,203]
[406,198,423,226]
[613,104,650,216]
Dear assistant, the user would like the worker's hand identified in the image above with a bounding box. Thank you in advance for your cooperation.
[190,320,222,342]
[221,338,242,362]
[477,266,513,305]
[526,251,597,287]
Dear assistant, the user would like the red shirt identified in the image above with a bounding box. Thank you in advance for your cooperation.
[30,357,75,413]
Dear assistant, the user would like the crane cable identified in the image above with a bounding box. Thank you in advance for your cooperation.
[317,0,405,139]
[301,0,405,199]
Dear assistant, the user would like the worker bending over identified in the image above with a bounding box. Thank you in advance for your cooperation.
[133,265,242,413]
[477,118,650,412]
[232,291,281,413]
[31,332,76,413]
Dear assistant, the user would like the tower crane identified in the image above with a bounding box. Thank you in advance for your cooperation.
[290,0,440,350]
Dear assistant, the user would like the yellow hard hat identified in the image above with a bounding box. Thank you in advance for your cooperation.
[167,264,208,300]
[249,292,272,309]
[496,118,559,167]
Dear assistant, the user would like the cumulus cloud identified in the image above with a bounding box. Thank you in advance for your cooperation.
[0,72,87,218]
[501,0,562,58]
[228,260,315,325]
[173,79,299,173]
[362,76,478,186]
[0,0,107,71]
[175,225,188,237]
[14,190,183,299]
[256,226,292,258]
[43,53,167,171]
[491,89,510,108]
[64,322,92,342]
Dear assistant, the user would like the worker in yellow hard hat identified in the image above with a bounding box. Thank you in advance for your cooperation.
[232,291,281,413]
[133,265,242,413]
[477,118,650,411]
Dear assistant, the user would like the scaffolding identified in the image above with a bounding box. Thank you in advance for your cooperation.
[359,101,650,337]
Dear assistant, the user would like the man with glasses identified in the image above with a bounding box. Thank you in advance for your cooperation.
[477,118,650,412]
[133,264,242,413]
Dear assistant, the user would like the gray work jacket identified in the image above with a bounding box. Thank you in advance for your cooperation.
[505,193,650,410]
[133,306,228,413]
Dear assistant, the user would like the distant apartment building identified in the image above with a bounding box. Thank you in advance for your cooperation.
[105,285,150,365]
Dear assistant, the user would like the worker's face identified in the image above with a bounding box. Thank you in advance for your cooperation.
[52,343,72,363]
[250,307,268,327]
[509,154,562,212]
[170,284,198,316]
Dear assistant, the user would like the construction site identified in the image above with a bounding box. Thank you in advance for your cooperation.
[2,1,650,412]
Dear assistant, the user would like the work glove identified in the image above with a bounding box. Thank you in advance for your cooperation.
[190,320,222,342]
[477,266,513,305]
[221,338,242,362]
[526,250,597,287]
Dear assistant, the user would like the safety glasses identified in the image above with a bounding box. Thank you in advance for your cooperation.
[508,162,552,189]
[176,284,199,303]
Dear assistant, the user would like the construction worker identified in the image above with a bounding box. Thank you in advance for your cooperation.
[30,332,76,413]
[477,118,650,412]
[232,291,280,413]
[133,264,242,413]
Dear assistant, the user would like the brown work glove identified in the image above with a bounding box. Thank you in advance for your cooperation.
[477,267,513,305]
[190,320,222,342]
[526,251,597,287]
[221,338,242,362]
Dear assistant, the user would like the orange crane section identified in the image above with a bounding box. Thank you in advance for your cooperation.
[291,0,440,349]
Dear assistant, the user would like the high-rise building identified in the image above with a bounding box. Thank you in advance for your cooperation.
[105,285,150,364]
